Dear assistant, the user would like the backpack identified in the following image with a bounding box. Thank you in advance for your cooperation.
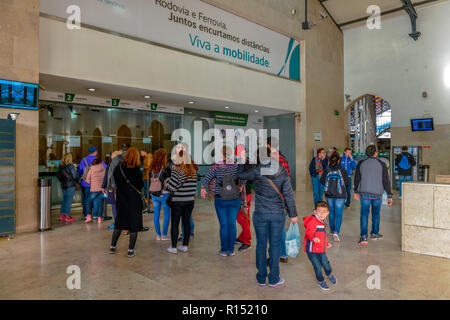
[324,168,345,197]
[81,158,91,181]
[218,167,240,200]
[149,170,163,193]
[398,155,411,170]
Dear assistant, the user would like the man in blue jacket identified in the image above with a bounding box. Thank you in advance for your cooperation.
[341,148,357,207]
[309,148,328,207]
[78,147,106,219]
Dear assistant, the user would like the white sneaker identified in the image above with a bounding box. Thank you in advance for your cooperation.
[156,235,161,241]
[268,278,285,288]
[333,234,340,242]
[167,247,177,254]
[177,245,188,252]
[161,236,170,241]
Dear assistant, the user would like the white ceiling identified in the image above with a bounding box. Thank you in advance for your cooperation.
[320,0,449,28]
[39,74,291,116]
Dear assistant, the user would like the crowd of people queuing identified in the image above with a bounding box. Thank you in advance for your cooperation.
[56,140,396,290]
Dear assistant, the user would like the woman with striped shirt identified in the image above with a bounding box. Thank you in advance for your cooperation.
[201,146,241,257]
[165,150,198,254]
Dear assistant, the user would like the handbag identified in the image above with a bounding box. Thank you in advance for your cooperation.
[285,222,301,258]
[119,165,146,214]
[62,166,81,191]
[165,179,186,208]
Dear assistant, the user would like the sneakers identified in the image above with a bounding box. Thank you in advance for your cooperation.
[257,280,266,287]
[318,280,330,291]
[85,214,93,223]
[358,236,368,246]
[107,224,115,230]
[156,235,161,241]
[65,216,76,222]
[127,249,136,258]
[238,244,251,252]
[332,234,340,242]
[228,251,236,256]
[161,236,170,241]
[235,238,244,245]
[167,247,178,254]
[97,217,102,224]
[109,246,116,254]
[218,251,228,257]
[59,215,67,221]
[177,245,188,252]
[370,233,384,241]
[328,274,337,285]
[268,278,285,288]
[280,257,289,263]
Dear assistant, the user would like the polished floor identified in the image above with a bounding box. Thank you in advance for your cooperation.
[0,191,449,300]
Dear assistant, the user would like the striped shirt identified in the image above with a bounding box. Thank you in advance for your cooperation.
[165,168,198,202]
[202,162,239,196]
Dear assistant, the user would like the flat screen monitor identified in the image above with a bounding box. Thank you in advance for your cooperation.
[0,79,39,110]
[411,118,434,132]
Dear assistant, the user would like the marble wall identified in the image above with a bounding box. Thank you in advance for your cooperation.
[402,182,450,258]
[0,0,40,233]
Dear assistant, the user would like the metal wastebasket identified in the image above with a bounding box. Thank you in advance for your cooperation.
[422,165,430,183]
[38,178,52,231]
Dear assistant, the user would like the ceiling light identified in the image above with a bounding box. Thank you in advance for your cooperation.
[188,101,195,104]
[144,95,151,99]
[88,88,96,92]
[255,110,259,113]
[224,106,230,109]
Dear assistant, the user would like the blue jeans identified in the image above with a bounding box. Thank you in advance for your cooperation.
[280,225,287,258]
[306,252,332,282]
[143,180,149,203]
[214,197,241,254]
[181,215,195,237]
[81,186,92,217]
[312,175,324,205]
[152,194,171,236]
[326,198,345,235]
[60,187,76,216]
[253,212,285,285]
[398,175,412,197]
[345,176,352,206]
[90,192,104,218]
[360,197,382,237]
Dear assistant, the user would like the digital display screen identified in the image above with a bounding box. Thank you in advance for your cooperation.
[0,79,39,110]
[411,118,434,131]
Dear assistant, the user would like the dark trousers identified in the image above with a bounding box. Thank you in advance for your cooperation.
[345,176,352,206]
[306,252,332,282]
[170,201,195,248]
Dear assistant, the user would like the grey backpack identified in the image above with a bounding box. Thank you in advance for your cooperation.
[81,158,91,182]
[218,167,240,200]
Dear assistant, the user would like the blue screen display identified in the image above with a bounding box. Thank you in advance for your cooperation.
[411,118,434,131]
[0,79,39,110]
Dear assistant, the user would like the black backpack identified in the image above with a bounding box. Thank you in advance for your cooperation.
[218,167,240,200]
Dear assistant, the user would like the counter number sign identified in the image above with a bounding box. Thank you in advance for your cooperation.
[65,93,75,102]
[151,103,158,111]
[112,99,120,107]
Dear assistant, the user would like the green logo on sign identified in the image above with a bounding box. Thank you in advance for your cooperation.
[151,103,158,111]
[112,99,120,107]
[65,93,75,102]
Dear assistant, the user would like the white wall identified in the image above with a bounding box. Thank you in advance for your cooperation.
[344,2,450,127]
[39,17,301,113]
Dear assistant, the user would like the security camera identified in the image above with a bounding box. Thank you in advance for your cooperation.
[319,10,328,20]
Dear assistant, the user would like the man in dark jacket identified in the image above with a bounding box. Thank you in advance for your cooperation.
[395,146,416,199]
[354,145,393,246]
[309,148,329,207]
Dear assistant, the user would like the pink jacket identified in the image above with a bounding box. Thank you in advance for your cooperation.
[86,164,106,192]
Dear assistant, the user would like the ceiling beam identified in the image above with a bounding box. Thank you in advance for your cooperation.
[338,0,437,27]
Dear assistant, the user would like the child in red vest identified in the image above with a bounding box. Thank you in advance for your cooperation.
[303,201,337,291]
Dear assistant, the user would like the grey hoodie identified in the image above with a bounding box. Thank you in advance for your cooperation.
[354,157,393,198]
[237,159,297,218]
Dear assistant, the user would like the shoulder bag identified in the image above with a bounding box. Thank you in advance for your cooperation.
[264,176,288,214]
[62,166,81,191]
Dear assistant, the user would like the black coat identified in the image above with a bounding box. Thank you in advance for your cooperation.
[56,164,79,189]
[113,165,144,232]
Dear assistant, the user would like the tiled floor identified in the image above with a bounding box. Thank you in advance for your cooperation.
[0,191,449,300]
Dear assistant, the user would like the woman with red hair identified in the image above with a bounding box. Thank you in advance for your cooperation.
[109,147,144,258]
